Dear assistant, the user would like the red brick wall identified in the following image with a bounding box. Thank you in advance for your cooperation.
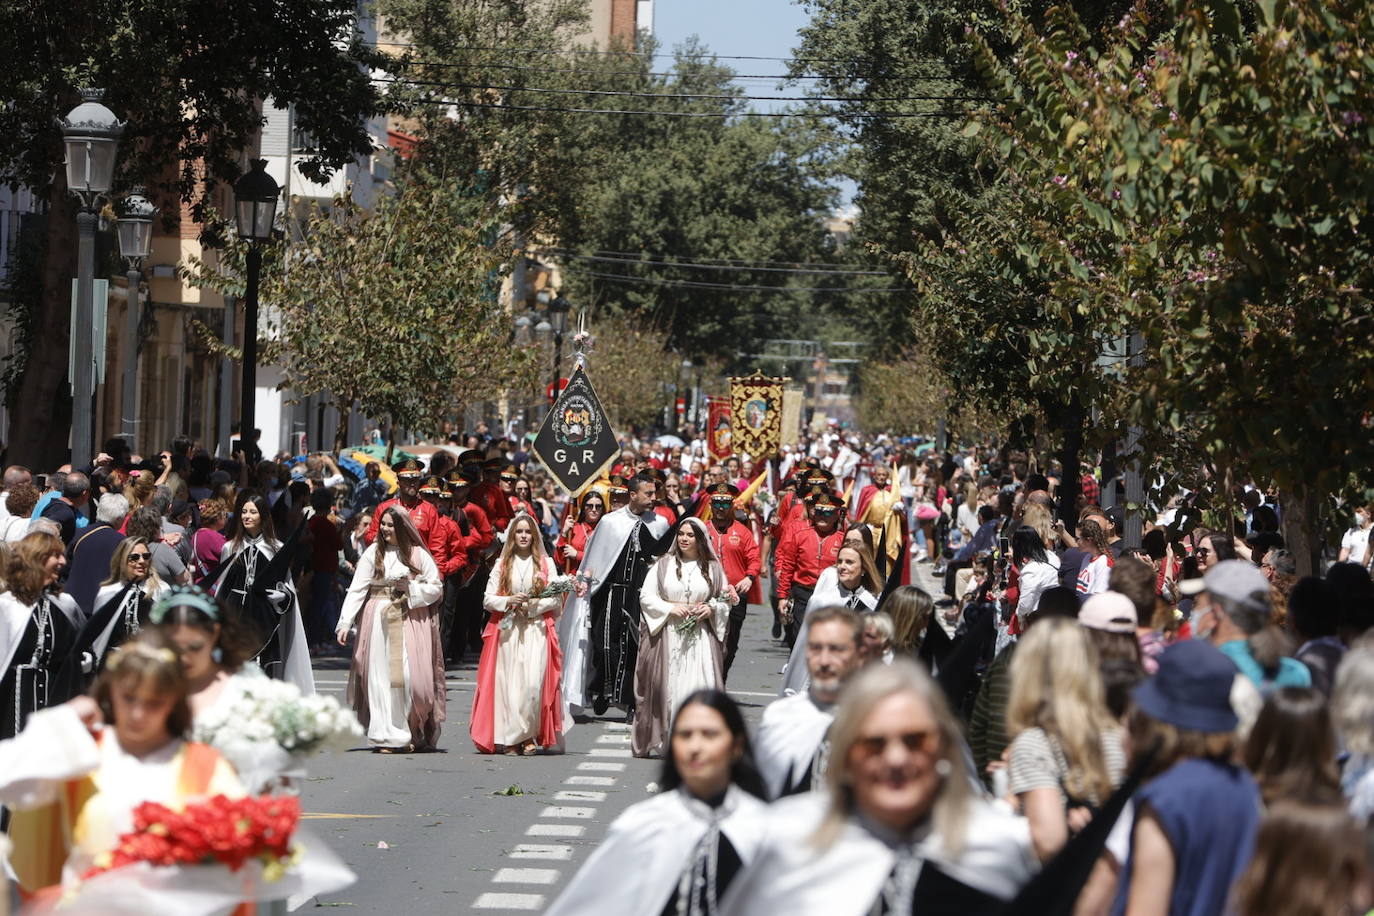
[610,0,637,43]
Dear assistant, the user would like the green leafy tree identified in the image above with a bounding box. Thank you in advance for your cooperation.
[184,177,537,453]
[955,0,1374,566]
[0,0,386,467]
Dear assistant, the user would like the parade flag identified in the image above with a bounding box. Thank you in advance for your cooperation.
[781,389,803,445]
[533,365,619,497]
[729,373,786,461]
[706,396,734,461]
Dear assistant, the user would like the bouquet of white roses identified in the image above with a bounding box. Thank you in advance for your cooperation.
[194,673,362,792]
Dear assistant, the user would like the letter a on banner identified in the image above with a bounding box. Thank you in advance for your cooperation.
[533,365,619,497]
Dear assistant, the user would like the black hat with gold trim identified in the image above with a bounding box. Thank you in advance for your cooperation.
[608,474,630,495]
[393,458,426,479]
[803,467,835,486]
[447,469,478,489]
[457,449,484,467]
[419,476,444,495]
[707,482,740,503]
[802,484,829,504]
[481,457,504,472]
[499,467,521,482]
[811,489,843,514]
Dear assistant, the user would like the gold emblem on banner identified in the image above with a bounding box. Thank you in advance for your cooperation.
[729,373,788,460]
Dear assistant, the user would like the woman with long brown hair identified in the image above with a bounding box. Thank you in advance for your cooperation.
[0,532,83,740]
[335,505,444,753]
[471,514,564,755]
[633,517,731,758]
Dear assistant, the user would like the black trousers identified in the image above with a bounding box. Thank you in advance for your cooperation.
[450,565,489,661]
[785,583,814,649]
[723,598,749,680]
[439,575,462,661]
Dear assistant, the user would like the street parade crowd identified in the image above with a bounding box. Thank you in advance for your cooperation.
[2,425,1374,914]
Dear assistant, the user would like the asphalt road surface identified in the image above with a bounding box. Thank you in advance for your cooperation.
[300,559,943,912]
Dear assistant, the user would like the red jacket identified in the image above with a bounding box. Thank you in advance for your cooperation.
[454,500,494,572]
[364,497,446,565]
[706,520,761,603]
[472,481,513,532]
[556,520,597,573]
[435,513,470,578]
[774,523,845,597]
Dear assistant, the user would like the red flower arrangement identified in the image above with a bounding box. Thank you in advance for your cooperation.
[84,795,301,880]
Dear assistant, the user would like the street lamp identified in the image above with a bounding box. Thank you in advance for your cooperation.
[548,293,571,395]
[233,158,280,462]
[116,187,155,452]
[60,88,124,469]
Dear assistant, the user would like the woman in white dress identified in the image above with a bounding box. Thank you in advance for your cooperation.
[471,514,564,756]
[781,542,882,696]
[75,537,166,681]
[548,689,768,916]
[335,506,445,753]
[633,517,732,758]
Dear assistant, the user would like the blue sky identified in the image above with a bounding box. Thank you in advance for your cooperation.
[650,0,812,111]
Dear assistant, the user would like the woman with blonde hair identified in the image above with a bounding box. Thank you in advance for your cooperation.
[1006,617,1125,862]
[335,505,445,753]
[781,542,882,696]
[74,537,167,680]
[882,584,934,659]
[0,532,83,740]
[471,514,564,756]
[721,661,1037,913]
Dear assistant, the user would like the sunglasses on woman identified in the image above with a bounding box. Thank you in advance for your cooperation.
[127,552,151,563]
[853,728,941,758]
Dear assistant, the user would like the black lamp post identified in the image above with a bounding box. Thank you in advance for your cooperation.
[232,158,280,462]
[116,187,155,452]
[548,293,571,394]
[60,88,124,469]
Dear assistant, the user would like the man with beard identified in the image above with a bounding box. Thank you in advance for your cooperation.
[559,473,672,719]
[754,605,863,799]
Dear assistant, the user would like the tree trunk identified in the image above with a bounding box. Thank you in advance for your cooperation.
[8,180,81,470]
[1282,487,1319,578]
[1054,395,1086,528]
[333,397,352,455]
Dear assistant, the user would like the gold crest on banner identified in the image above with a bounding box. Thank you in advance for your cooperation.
[729,373,787,460]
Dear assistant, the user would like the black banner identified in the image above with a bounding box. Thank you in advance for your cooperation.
[533,366,619,496]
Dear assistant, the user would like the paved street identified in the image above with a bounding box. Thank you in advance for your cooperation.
[300,560,940,912]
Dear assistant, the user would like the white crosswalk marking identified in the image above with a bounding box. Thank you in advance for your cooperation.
[539,806,595,819]
[494,867,560,885]
[576,761,626,772]
[473,892,545,910]
[588,748,632,758]
[555,790,607,802]
[526,823,585,837]
[564,775,615,786]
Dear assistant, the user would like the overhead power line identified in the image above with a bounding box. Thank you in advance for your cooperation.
[417,98,971,119]
[570,268,910,293]
[375,75,990,105]
[376,42,899,65]
[548,251,888,276]
[548,248,879,270]
[388,58,959,83]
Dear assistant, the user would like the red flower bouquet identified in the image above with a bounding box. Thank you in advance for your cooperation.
[84,795,301,880]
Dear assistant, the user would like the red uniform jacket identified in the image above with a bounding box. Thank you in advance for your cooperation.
[453,500,494,574]
[774,523,845,598]
[655,505,678,528]
[363,497,446,562]
[556,520,597,573]
[706,520,762,604]
[472,481,513,533]
[435,513,470,578]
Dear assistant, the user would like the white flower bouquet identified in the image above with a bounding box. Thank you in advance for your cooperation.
[500,574,576,630]
[194,674,362,792]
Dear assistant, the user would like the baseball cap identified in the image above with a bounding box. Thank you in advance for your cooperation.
[1178,559,1270,614]
[1078,591,1138,634]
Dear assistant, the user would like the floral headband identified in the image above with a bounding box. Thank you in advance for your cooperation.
[107,641,178,670]
[149,584,220,625]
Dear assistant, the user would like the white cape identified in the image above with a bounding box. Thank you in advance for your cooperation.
[719,792,1038,916]
[779,568,877,697]
[754,691,834,800]
[545,785,767,916]
[557,507,669,723]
